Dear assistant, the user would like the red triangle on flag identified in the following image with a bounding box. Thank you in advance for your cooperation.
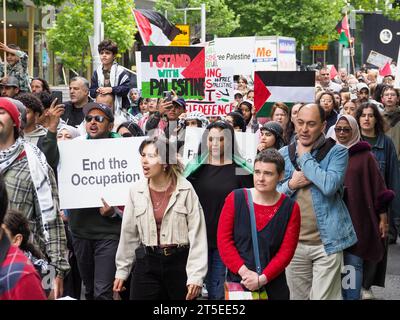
[329,65,338,80]
[379,62,392,77]
[181,48,205,79]
[132,9,152,45]
[254,73,271,113]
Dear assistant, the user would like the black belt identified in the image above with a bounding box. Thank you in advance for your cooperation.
[141,245,189,257]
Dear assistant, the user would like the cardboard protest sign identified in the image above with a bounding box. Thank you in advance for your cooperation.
[58,137,146,209]
[185,42,235,117]
[278,37,297,71]
[182,127,258,167]
[254,71,315,117]
[141,46,205,99]
[366,50,392,68]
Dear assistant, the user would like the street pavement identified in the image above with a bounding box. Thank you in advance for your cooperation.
[372,237,400,300]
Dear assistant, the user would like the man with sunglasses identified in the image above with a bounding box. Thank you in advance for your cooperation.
[68,102,122,300]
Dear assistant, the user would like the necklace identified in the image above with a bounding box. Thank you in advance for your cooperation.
[150,183,172,211]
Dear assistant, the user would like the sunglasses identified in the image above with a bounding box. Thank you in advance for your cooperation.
[334,127,352,133]
[85,115,107,123]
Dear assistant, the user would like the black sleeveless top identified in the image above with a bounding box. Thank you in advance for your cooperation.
[227,189,294,300]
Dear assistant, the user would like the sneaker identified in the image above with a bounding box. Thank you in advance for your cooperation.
[361,288,375,300]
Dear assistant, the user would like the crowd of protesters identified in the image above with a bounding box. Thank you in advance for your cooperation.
[0,39,399,301]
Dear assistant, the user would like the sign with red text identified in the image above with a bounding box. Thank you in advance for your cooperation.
[141,46,205,99]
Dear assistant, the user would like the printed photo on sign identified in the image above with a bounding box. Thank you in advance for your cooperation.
[141,46,205,99]
[58,137,146,209]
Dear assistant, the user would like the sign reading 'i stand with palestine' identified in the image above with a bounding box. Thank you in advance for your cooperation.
[141,46,206,99]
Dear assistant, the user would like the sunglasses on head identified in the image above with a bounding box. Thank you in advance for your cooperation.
[334,127,351,133]
[85,115,107,123]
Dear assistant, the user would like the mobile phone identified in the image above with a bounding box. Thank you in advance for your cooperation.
[163,91,172,102]
[51,90,63,104]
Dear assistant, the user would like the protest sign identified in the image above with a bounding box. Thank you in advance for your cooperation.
[254,71,315,116]
[254,37,278,71]
[278,37,297,71]
[58,137,146,209]
[185,101,235,116]
[141,46,205,99]
[214,37,255,76]
[182,127,258,167]
[366,50,392,68]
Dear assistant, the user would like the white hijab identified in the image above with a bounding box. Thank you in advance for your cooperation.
[327,114,360,149]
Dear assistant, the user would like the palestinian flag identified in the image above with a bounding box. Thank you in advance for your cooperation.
[335,15,350,47]
[132,9,181,46]
[254,71,315,117]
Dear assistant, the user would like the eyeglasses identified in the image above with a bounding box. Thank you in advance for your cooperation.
[85,115,107,123]
[334,127,352,133]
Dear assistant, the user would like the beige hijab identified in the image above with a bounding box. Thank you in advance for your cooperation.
[328,114,360,149]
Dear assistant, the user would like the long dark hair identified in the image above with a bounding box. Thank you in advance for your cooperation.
[3,210,44,259]
[355,102,385,135]
[197,121,242,161]
[226,112,246,132]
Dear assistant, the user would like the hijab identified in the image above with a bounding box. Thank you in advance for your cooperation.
[328,114,360,149]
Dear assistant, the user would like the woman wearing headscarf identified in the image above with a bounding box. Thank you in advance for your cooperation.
[328,114,394,300]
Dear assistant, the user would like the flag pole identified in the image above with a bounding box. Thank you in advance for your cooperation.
[3,0,7,76]
[346,12,356,74]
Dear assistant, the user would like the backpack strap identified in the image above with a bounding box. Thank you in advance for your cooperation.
[288,141,300,171]
[314,137,336,163]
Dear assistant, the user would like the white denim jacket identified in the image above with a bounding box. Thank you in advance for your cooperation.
[115,175,208,286]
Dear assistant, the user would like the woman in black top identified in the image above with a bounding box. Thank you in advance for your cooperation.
[184,121,253,299]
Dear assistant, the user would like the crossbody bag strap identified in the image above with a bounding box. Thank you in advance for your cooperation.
[245,188,262,275]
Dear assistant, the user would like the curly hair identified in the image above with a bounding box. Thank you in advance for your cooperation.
[16,92,44,116]
[98,39,118,55]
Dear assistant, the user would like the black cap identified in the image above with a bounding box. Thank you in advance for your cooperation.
[83,102,114,122]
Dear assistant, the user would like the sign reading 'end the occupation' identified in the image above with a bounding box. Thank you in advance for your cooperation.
[58,137,146,209]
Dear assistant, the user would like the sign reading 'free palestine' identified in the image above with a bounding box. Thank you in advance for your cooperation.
[141,46,206,99]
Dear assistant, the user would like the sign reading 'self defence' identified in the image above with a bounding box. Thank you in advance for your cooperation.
[141,46,206,99]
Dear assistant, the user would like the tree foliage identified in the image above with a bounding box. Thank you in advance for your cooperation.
[46,0,136,74]
[225,0,346,46]
[155,0,239,38]
[349,0,400,20]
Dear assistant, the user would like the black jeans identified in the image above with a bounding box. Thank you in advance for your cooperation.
[72,237,119,300]
[130,246,189,300]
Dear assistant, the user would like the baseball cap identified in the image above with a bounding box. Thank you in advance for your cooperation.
[83,102,114,122]
[173,97,186,109]
[356,82,369,92]
[0,76,20,88]
[0,97,21,129]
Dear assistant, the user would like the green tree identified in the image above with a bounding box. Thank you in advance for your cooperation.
[349,0,400,20]
[225,0,347,47]
[46,0,136,74]
[155,0,239,38]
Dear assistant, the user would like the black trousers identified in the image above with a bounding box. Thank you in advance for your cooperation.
[130,247,189,300]
[72,237,119,300]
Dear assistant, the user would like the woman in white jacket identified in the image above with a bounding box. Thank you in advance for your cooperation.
[113,137,208,300]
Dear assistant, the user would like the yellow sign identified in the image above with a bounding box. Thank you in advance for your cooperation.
[310,44,328,51]
[171,24,190,46]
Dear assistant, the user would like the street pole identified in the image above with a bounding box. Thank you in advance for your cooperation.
[93,0,102,71]
[201,3,206,43]
[3,0,7,76]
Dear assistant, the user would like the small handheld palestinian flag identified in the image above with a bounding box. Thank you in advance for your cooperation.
[254,71,315,117]
[132,9,181,46]
[335,14,350,47]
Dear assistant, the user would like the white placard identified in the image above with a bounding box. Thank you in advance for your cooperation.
[182,127,258,167]
[214,37,255,76]
[58,137,146,209]
[278,37,297,71]
[366,50,392,68]
[254,38,278,71]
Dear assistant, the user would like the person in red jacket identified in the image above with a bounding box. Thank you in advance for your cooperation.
[0,174,46,300]
[217,149,300,300]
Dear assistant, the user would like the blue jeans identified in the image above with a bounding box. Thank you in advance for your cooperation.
[205,248,226,300]
[342,252,363,300]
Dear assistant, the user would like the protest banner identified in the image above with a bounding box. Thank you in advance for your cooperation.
[185,101,235,116]
[182,127,258,167]
[214,37,255,76]
[254,37,278,71]
[278,37,297,71]
[366,50,392,68]
[58,137,146,209]
[254,71,315,117]
[141,46,205,99]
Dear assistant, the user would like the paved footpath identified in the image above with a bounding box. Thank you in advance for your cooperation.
[372,238,400,300]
